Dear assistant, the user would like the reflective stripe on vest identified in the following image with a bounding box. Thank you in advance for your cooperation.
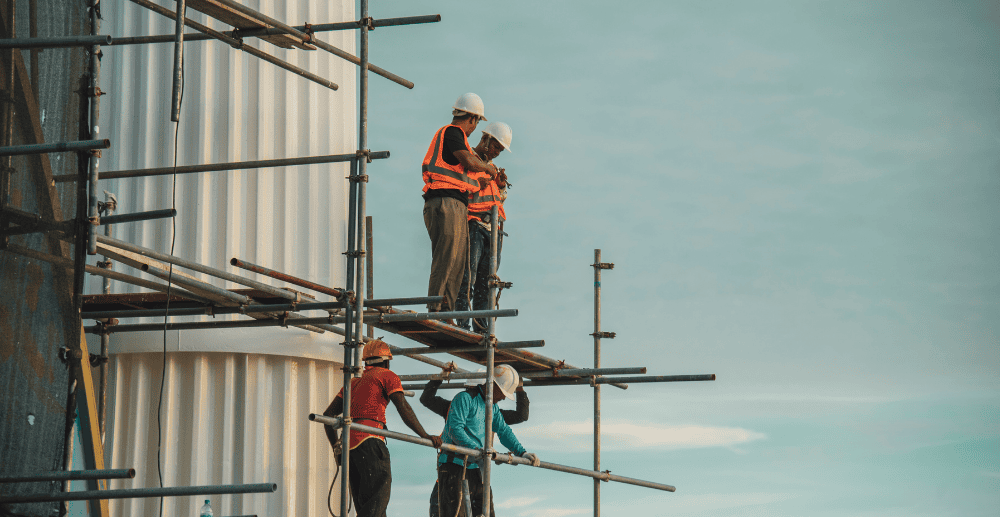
[467,171,506,222]
[422,125,480,193]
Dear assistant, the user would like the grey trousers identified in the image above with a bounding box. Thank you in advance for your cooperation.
[423,196,470,312]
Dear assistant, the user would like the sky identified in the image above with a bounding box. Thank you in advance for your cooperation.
[64,1,998,516]
[355,1,999,516]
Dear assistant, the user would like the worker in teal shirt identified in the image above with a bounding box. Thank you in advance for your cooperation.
[436,364,541,517]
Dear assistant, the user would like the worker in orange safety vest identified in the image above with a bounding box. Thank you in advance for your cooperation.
[421,93,499,318]
[456,121,512,332]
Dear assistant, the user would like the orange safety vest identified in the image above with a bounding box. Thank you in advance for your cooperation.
[467,171,506,223]
[422,124,481,194]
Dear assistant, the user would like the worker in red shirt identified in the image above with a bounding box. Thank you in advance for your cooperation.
[323,340,443,517]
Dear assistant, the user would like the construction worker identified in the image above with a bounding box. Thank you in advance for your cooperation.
[421,366,529,517]
[422,93,500,318]
[437,364,541,517]
[456,122,513,332]
[322,339,443,517]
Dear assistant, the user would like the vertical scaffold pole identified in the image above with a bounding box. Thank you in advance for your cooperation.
[593,249,602,517]
[338,2,370,515]
[352,1,370,377]
[85,0,104,255]
[482,204,499,512]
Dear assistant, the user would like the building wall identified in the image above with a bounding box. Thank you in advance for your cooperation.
[105,352,343,517]
[94,1,357,515]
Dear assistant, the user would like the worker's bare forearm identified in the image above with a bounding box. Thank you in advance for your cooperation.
[323,397,343,450]
[455,150,495,175]
[391,392,432,439]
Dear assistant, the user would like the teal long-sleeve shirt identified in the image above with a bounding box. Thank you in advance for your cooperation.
[438,390,526,468]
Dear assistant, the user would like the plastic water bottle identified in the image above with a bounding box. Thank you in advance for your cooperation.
[199,499,213,517]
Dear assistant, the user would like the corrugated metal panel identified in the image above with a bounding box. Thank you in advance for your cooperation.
[94,0,356,329]
[105,352,343,517]
[90,1,356,515]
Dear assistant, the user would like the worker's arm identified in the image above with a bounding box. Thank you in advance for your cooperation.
[390,391,443,448]
[492,404,527,456]
[454,149,498,179]
[420,379,452,419]
[501,387,529,425]
[322,396,343,451]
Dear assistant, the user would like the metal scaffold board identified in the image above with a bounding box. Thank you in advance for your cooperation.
[183,0,312,49]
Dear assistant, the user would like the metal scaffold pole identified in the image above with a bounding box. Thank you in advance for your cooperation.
[338,1,372,515]
[482,204,499,512]
[592,250,614,517]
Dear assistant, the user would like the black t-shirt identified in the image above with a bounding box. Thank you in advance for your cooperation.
[441,126,467,166]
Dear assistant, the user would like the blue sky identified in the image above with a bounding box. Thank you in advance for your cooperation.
[358,1,999,516]
[67,1,998,516]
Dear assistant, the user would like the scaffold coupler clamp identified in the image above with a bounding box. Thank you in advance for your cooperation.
[592,262,614,270]
[280,311,290,327]
[590,331,616,339]
[302,23,314,43]
[601,470,612,482]
[229,28,245,50]
[589,375,597,387]
[355,149,373,165]
[361,16,375,31]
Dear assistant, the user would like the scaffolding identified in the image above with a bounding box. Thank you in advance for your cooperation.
[0,1,716,516]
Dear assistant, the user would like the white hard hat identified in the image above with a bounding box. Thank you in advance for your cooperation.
[453,92,486,120]
[465,368,486,387]
[493,364,520,400]
[481,122,512,153]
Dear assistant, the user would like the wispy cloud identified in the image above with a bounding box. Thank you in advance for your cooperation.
[515,420,765,452]
[497,496,542,509]
[517,508,589,517]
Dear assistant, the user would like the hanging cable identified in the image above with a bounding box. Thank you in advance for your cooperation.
[157,42,183,517]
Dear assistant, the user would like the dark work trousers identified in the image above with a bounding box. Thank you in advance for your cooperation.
[423,196,470,312]
[437,462,494,517]
[348,438,392,517]
[457,222,502,331]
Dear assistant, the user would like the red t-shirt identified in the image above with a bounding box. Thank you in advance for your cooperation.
[335,366,403,449]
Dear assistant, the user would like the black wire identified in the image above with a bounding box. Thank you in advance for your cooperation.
[158,66,183,517]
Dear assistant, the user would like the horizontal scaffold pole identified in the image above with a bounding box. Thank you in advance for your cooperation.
[95,235,309,302]
[0,35,112,48]
[0,139,108,157]
[99,209,176,225]
[81,296,444,320]
[307,15,442,32]
[0,483,277,504]
[231,257,346,298]
[112,15,441,46]
[0,469,135,483]
[390,340,545,356]
[2,243,213,304]
[308,416,675,493]
[85,309,516,335]
[397,367,646,382]
[400,374,717,390]
[52,151,389,183]
[129,0,338,91]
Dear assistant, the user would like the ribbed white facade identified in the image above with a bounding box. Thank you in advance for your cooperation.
[105,352,343,517]
[93,1,357,515]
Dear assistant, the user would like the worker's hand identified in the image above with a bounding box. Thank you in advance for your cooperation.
[495,168,508,188]
[426,434,443,449]
[523,452,541,467]
[515,376,524,393]
[431,362,456,380]
[333,439,343,466]
[487,162,499,179]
